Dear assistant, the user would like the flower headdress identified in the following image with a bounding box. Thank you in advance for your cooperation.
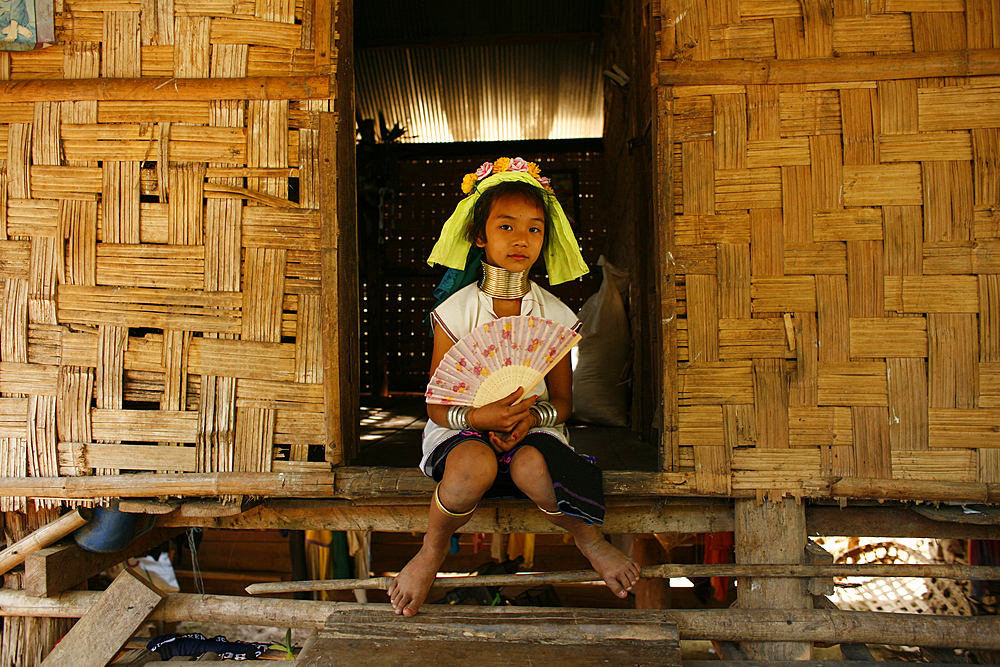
[461,157,553,195]
[427,157,588,286]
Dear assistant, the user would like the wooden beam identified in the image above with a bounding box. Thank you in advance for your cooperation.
[830,477,997,503]
[299,638,669,666]
[657,85,679,472]
[0,469,996,504]
[323,607,678,644]
[659,48,1000,86]
[684,662,963,667]
[38,569,165,667]
[736,498,810,660]
[154,498,735,534]
[806,504,1000,540]
[323,0,359,465]
[0,508,91,576]
[0,472,338,498]
[3,591,997,649]
[24,527,182,598]
[0,77,332,103]
[179,498,263,517]
[104,498,1000,539]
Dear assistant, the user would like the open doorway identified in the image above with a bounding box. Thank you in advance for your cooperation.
[351,0,662,471]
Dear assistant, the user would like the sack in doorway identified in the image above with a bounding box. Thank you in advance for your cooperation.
[571,256,631,427]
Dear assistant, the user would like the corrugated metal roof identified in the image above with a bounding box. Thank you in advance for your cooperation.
[356,42,604,143]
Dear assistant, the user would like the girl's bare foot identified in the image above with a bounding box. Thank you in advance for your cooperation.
[576,534,640,598]
[387,545,446,617]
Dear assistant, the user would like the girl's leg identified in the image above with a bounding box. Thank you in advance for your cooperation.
[388,440,497,616]
[509,445,640,598]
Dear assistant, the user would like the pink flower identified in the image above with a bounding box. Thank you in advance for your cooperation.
[509,157,529,172]
[475,162,493,179]
[538,176,551,188]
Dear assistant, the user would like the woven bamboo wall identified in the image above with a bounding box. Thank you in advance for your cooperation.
[0,0,338,510]
[660,0,1000,498]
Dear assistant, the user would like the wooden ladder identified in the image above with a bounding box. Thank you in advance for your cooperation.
[296,605,680,666]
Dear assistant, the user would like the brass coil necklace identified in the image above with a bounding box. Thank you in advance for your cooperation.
[478,260,530,300]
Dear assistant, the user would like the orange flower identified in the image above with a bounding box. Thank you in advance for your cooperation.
[527,162,541,178]
[461,173,477,194]
[493,157,511,173]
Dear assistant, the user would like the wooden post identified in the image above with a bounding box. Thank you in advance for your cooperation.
[735,497,811,660]
[320,0,359,466]
[633,535,672,609]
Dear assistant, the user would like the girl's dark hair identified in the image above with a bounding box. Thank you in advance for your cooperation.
[465,181,553,253]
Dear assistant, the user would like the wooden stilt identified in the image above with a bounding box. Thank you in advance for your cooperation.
[633,534,672,609]
[735,498,811,660]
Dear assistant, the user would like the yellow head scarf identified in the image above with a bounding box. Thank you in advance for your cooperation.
[426,170,589,285]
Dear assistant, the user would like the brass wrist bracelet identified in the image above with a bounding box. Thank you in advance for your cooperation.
[529,401,558,428]
[445,405,473,431]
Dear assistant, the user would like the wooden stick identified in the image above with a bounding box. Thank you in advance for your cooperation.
[660,48,1000,86]
[0,76,332,103]
[1,590,996,649]
[0,508,91,576]
[245,562,1000,595]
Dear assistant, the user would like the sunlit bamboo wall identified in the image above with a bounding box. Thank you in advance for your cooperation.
[660,0,1000,499]
[0,0,338,512]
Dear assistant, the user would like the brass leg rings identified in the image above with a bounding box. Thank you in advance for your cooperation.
[433,482,477,519]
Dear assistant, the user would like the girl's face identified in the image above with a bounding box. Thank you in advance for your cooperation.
[476,194,545,273]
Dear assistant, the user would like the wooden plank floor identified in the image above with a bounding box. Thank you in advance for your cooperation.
[297,607,680,666]
[354,396,658,471]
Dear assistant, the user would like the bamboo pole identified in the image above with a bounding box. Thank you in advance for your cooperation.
[244,562,1000,595]
[0,508,91,576]
[0,472,337,498]
[0,76,332,103]
[830,478,997,503]
[659,48,1000,86]
[0,591,996,649]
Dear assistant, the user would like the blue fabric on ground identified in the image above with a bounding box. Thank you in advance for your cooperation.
[146,633,269,661]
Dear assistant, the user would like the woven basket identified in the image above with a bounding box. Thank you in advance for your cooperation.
[831,541,972,616]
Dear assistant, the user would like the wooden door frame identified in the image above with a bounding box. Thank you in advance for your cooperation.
[321,0,360,465]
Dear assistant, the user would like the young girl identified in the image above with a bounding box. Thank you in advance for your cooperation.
[388,158,640,617]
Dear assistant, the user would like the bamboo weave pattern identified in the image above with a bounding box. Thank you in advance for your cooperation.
[663,0,1000,497]
[0,0,336,511]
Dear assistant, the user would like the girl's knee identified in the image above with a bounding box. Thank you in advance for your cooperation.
[442,440,497,489]
[509,445,549,485]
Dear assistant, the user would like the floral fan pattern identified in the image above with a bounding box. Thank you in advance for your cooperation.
[425,316,581,407]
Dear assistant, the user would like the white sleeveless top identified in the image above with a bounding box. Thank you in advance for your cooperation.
[420,282,582,475]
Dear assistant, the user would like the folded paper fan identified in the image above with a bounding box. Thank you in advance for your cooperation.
[425,315,581,407]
